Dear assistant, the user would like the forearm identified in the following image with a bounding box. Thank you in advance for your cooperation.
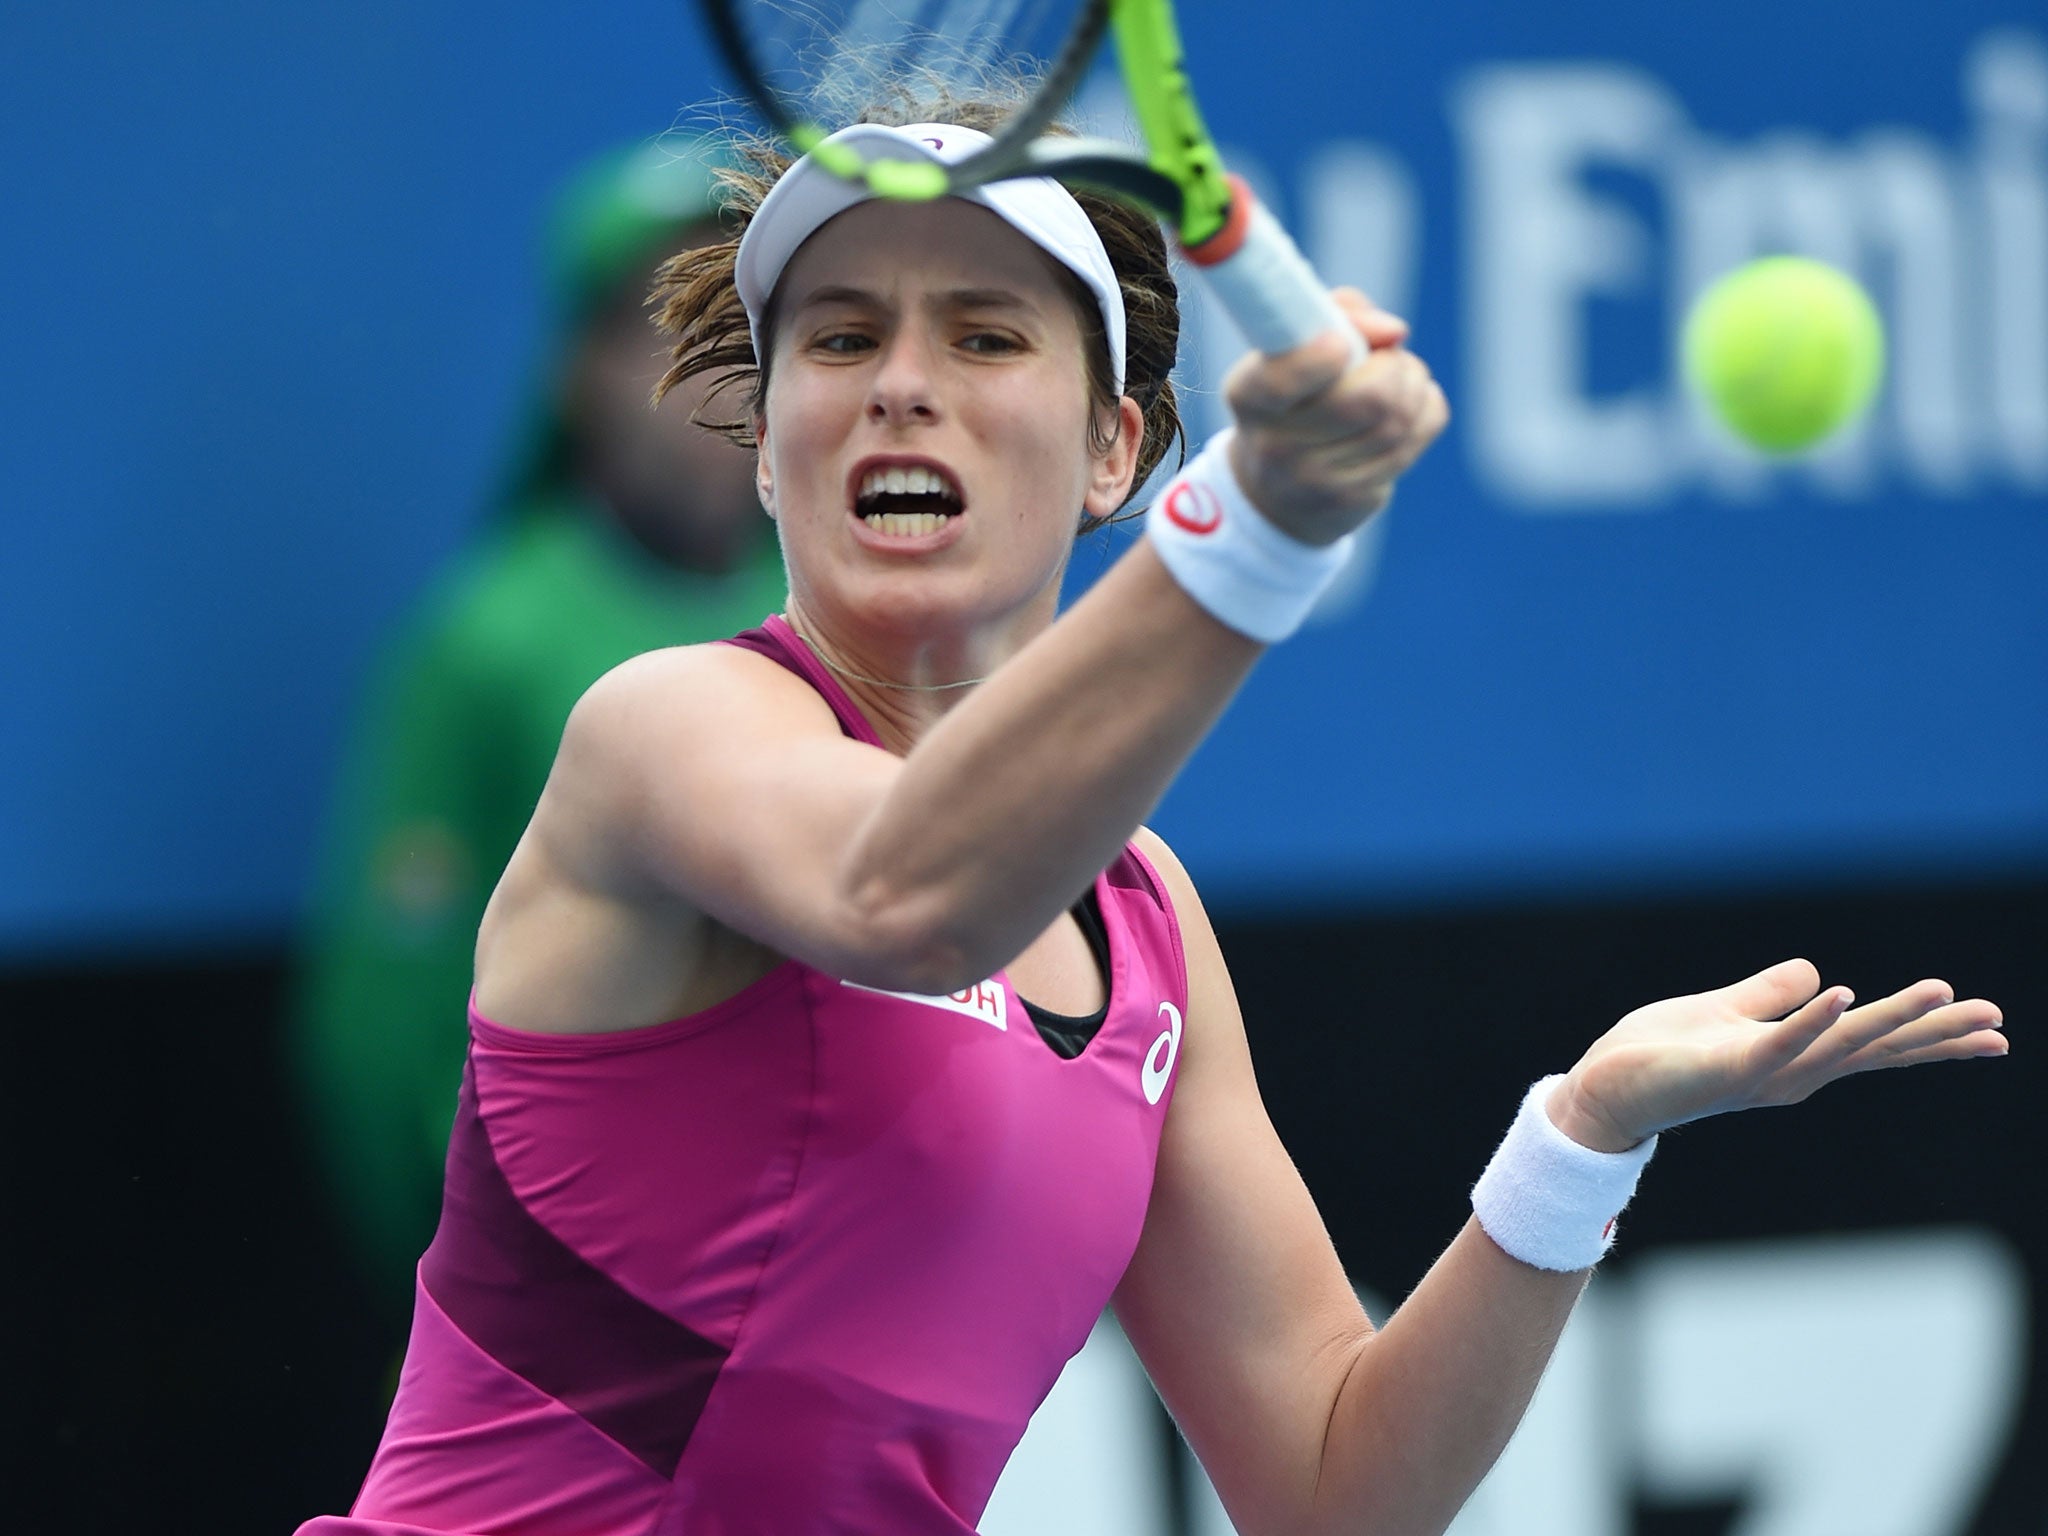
[838,538,1261,986]
[1307,1218,1588,1536]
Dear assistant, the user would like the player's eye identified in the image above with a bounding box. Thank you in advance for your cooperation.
[813,330,875,355]
[960,331,1023,355]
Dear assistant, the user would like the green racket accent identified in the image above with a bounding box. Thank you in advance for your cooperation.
[863,157,951,201]
[797,129,861,178]
[785,120,949,202]
[1110,0,1234,246]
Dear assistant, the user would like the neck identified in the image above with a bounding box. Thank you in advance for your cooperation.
[804,642,990,694]
[780,598,1048,753]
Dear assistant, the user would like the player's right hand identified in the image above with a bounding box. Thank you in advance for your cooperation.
[1222,288,1448,547]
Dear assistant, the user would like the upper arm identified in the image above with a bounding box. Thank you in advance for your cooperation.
[1114,830,1373,1536]
[534,644,932,988]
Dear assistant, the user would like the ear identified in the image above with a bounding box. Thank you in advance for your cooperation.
[753,411,776,518]
[1081,394,1146,522]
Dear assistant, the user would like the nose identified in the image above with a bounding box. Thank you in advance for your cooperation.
[865,327,941,426]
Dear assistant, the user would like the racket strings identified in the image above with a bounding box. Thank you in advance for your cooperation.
[728,0,1088,123]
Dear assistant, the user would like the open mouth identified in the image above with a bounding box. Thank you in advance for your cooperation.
[854,463,965,537]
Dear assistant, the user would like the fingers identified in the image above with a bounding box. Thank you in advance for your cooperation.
[1222,326,1361,420]
[1863,1028,2009,1071]
[1332,287,1411,351]
[1222,290,1430,434]
[1775,979,2006,1086]
[1829,988,2006,1075]
[1747,983,1854,1076]
[1213,285,1447,543]
[1222,340,1446,543]
[1832,979,1959,1055]
[1720,957,1824,1023]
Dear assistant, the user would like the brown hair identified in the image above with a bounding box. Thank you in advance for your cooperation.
[650,90,1184,533]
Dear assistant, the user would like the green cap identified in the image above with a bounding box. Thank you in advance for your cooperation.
[544,137,727,322]
[489,137,730,520]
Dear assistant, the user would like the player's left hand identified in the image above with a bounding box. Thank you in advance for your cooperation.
[1545,959,2006,1153]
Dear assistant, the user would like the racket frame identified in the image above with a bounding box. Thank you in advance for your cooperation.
[694,0,1358,358]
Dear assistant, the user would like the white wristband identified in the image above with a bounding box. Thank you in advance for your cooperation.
[1145,430,1354,644]
[1470,1076,1658,1272]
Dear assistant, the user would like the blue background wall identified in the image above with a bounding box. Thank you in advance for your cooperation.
[5,2,2043,951]
[5,10,2042,1534]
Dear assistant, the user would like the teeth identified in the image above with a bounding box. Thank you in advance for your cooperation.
[859,465,959,502]
[863,511,952,537]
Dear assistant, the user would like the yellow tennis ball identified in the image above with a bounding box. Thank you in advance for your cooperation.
[1682,256,1886,454]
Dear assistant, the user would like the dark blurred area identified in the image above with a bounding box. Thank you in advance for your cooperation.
[7,876,2040,1531]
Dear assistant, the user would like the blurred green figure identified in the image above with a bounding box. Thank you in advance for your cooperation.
[294,140,784,1316]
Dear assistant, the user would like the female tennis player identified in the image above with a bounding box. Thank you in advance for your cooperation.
[296,103,2006,1536]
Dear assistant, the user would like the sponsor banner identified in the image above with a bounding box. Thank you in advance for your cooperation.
[3,2,2043,946]
[1063,7,2048,906]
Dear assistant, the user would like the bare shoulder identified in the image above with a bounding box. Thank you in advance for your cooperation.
[563,640,839,763]
[525,632,909,982]
[477,643,861,1031]
[536,642,846,898]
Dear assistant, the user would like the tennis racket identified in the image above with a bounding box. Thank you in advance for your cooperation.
[693,0,1360,362]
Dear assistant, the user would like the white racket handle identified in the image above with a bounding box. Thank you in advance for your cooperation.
[1184,179,1365,363]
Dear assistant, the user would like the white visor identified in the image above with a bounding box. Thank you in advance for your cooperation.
[734,122,1127,394]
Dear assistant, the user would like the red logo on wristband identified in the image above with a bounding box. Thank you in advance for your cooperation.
[1164,481,1223,535]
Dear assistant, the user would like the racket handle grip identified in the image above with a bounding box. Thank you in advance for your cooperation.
[1184,177,1365,362]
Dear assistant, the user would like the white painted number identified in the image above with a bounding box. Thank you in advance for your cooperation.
[1450,1229,2027,1536]
[984,1232,2029,1535]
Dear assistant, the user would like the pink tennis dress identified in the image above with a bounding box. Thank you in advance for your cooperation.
[297,615,1189,1535]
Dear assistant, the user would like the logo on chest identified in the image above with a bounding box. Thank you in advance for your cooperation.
[1142,1001,1183,1106]
[841,977,1008,1032]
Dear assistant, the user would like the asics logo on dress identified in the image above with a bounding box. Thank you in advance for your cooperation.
[1142,1001,1183,1105]
[841,978,1008,1031]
